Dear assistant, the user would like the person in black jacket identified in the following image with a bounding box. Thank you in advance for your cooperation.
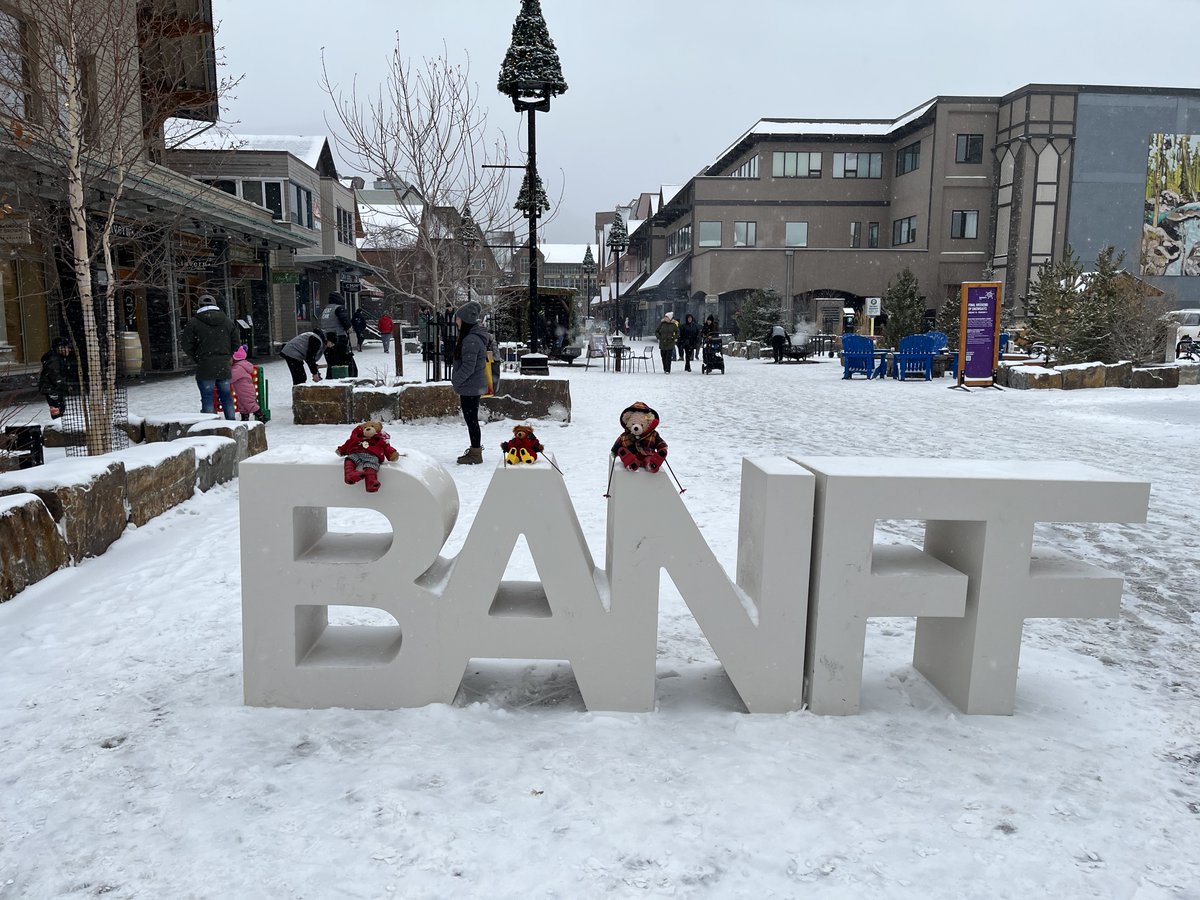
[679,313,701,372]
[318,292,358,376]
[181,295,239,418]
[37,336,78,418]
[350,307,368,351]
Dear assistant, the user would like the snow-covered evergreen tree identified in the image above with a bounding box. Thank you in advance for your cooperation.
[497,0,568,102]
[514,171,550,216]
[735,290,783,341]
[1023,248,1083,363]
[881,267,926,346]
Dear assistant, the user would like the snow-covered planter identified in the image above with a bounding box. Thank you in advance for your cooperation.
[294,377,572,426]
[0,458,126,563]
[0,492,69,602]
[113,442,196,527]
[1131,365,1180,388]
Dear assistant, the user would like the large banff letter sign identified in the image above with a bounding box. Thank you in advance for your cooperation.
[239,449,1149,716]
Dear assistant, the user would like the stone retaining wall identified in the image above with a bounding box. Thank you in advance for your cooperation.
[0,418,265,602]
[997,360,1190,390]
[293,376,572,426]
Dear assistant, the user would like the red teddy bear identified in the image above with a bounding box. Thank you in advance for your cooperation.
[611,401,668,473]
[335,421,400,493]
[501,424,544,464]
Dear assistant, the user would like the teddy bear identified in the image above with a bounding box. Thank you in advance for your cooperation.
[335,421,400,493]
[500,424,545,464]
[610,401,668,473]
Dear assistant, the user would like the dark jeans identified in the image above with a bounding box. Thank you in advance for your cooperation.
[660,347,673,373]
[197,378,236,419]
[683,346,696,369]
[460,394,481,448]
[284,356,309,385]
[771,335,786,363]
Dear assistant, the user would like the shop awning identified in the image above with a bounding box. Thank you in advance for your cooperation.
[638,254,689,292]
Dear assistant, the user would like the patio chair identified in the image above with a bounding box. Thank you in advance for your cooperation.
[841,334,877,379]
[632,345,656,373]
[892,333,935,381]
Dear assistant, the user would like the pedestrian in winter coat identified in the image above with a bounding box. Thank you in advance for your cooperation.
[181,295,238,419]
[702,315,720,340]
[229,346,262,420]
[281,330,333,385]
[351,307,368,351]
[770,323,788,364]
[37,336,78,418]
[318,292,358,376]
[450,300,491,465]
[679,314,701,372]
[655,312,680,374]
[378,313,394,354]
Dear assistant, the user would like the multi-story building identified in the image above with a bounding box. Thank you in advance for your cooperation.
[164,135,373,349]
[614,83,1200,335]
[0,0,311,374]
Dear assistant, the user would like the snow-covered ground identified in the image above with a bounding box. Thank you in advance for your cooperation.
[1,345,1197,899]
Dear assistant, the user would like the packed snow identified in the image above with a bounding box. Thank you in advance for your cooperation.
[1,344,1198,899]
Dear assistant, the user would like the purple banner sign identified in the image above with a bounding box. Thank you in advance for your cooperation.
[960,283,1002,384]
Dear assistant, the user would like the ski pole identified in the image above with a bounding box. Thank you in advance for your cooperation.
[603,456,616,498]
[543,453,564,476]
[663,458,687,495]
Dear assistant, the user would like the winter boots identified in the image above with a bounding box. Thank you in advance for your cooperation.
[456,447,484,465]
[363,468,381,492]
[343,458,363,484]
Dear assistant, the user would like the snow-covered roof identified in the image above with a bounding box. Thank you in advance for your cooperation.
[638,254,689,292]
[540,243,596,265]
[356,203,422,250]
[175,131,329,169]
[715,99,938,163]
[661,185,684,207]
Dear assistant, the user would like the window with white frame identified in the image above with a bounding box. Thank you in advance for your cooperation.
[785,222,808,247]
[772,151,821,178]
[892,215,917,245]
[733,221,756,247]
[698,221,721,247]
[832,152,882,179]
[950,209,978,240]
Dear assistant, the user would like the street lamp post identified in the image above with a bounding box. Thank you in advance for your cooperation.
[498,0,567,355]
[607,210,629,370]
[580,245,596,332]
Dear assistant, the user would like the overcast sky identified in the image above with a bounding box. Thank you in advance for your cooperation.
[215,0,1199,244]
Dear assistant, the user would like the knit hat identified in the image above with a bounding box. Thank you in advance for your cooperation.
[456,300,482,325]
[233,345,247,360]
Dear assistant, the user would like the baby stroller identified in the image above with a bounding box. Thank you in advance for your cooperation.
[701,335,725,374]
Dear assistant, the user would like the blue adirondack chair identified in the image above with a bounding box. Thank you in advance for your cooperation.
[841,334,877,379]
[892,333,935,380]
[924,330,949,354]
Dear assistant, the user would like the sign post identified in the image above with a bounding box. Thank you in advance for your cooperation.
[865,297,881,338]
[956,282,1003,389]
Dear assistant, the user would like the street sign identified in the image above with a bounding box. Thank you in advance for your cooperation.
[866,296,882,317]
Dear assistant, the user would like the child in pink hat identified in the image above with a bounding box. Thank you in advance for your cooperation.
[229,345,262,421]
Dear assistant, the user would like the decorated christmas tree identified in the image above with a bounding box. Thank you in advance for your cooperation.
[514,170,550,216]
[497,0,568,102]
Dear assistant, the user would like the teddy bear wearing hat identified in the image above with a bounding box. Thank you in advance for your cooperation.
[336,421,401,492]
[611,401,668,473]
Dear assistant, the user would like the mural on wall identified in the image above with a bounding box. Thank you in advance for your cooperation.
[1142,133,1200,276]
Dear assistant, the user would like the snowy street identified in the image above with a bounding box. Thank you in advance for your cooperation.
[1,346,1197,899]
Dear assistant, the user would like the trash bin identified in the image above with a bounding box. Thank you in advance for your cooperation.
[329,365,349,379]
[3,425,44,468]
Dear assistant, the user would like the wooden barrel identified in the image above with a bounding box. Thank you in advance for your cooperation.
[119,331,143,377]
